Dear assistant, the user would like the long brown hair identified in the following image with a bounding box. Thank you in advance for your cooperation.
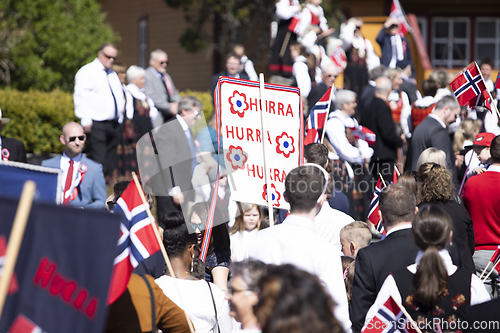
[411,205,452,308]
[229,202,263,234]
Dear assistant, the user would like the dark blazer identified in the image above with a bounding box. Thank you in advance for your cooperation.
[358,83,375,120]
[350,228,419,332]
[147,118,196,221]
[419,201,475,272]
[360,97,403,162]
[376,27,413,72]
[1,136,27,163]
[464,298,500,333]
[411,115,458,185]
[400,79,418,104]
[211,71,249,105]
[143,67,180,123]
[41,155,107,209]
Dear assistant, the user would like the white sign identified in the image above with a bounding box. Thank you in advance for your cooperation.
[215,77,302,210]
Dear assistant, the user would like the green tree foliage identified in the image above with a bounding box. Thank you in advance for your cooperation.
[0,0,119,92]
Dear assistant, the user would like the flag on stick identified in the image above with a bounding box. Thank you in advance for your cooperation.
[479,245,500,279]
[450,62,487,107]
[368,176,386,233]
[362,295,420,333]
[304,87,333,146]
[350,125,376,147]
[108,178,161,304]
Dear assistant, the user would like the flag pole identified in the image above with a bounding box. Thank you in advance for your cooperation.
[131,172,195,333]
[390,293,423,333]
[259,73,275,227]
[320,87,334,143]
[482,257,500,283]
[0,180,36,320]
[479,261,492,279]
[378,173,387,187]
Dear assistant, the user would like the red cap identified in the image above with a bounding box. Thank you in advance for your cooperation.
[472,132,496,148]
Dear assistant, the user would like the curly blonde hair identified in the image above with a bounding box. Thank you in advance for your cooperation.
[418,163,455,203]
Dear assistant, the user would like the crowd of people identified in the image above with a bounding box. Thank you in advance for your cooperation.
[2,0,500,332]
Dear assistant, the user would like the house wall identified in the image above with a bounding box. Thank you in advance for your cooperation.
[98,0,213,92]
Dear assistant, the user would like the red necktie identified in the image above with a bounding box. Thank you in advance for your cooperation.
[163,74,174,96]
[63,160,74,205]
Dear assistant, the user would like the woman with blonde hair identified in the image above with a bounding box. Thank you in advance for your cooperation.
[415,147,446,171]
[230,203,263,262]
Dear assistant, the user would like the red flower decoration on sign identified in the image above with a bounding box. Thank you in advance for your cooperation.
[228,90,249,118]
[262,184,281,207]
[1,148,10,160]
[226,145,248,170]
[275,132,295,158]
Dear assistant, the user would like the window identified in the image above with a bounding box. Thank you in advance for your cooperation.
[476,18,500,67]
[431,17,470,68]
[138,18,148,68]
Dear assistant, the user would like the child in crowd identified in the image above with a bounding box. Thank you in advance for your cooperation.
[339,221,372,258]
[341,256,355,303]
[467,132,495,176]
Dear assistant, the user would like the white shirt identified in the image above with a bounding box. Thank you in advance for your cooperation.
[429,113,446,129]
[388,90,412,138]
[292,55,311,98]
[414,95,435,108]
[484,104,500,135]
[325,110,373,164]
[155,276,234,333]
[363,250,490,330]
[74,58,126,126]
[434,88,452,102]
[314,201,354,255]
[240,55,259,82]
[230,229,258,262]
[296,4,329,36]
[339,21,380,71]
[59,152,82,204]
[126,83,159,122]
[248,215,352,333]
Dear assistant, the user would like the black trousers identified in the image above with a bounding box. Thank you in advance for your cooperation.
[88,120,119,180]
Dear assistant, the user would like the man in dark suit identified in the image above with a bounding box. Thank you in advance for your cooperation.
[0,109,27,163]
[307,62,340,111]
[211,52,249,106]
[357,65,388,121]
[146,95,203,224]
[411,96,460,184]
[350,184,419,332]
[143,49,180,125]
[360,76,404,185]
[399,65,418,104]
[42,122,106,209]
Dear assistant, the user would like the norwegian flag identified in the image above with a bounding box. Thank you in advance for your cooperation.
[107,179,161,304]
[368,176,385,233]
[331,46,347,70]
[468,89,493,113]
[390,0,412,36]
[350,125,376,147]
[288,15,301,34]
[304,87,333,146]
[450,62,487,107]
[362,295,418,333]
[490,245,500,264]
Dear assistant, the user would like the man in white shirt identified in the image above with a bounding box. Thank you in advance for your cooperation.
[42,122,106,209]
[248,165,352,333]
[74,43,125,180]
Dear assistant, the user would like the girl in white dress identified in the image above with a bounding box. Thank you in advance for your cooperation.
[229,203,263,262]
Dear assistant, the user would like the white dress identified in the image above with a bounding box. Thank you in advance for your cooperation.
[155,276,234,333]
[230,229,258,262]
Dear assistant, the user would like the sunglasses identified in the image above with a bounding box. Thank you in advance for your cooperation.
[187,222,205,232]
[68,135,86,142]
[160,61,169,65]
[101,52,116,60]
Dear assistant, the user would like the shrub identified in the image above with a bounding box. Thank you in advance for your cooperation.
[0,89,76,154]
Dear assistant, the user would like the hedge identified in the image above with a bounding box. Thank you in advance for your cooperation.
[0,89,214,154]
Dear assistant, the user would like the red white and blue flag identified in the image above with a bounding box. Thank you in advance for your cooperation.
[108,179,160,304]
[304,87,333,146]
[350,125,376,147]
[368,176,385,233]
[362,295,418,333]
[331,46,347,70]
[450,62,487,107]
[490,245,500,264]
[390,0,412,36]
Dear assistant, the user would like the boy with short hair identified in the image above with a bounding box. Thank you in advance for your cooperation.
[468,132,495,176]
